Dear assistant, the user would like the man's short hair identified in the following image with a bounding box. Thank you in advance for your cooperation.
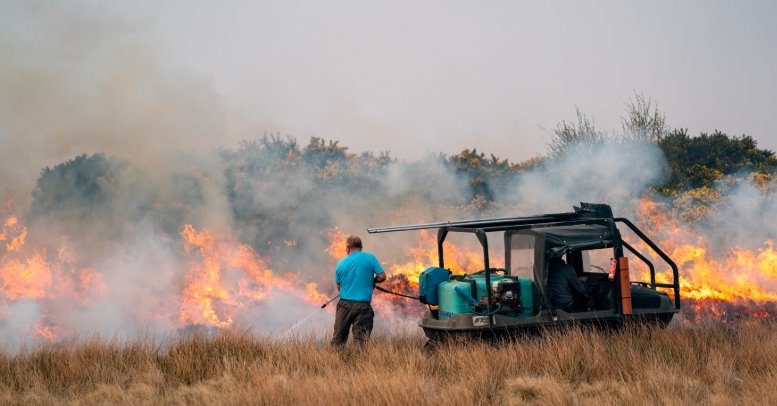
[346,235,363,249]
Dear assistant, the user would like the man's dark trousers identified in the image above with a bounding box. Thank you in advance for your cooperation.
[331,299,374,347]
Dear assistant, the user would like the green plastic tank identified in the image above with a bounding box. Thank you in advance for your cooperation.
[437,280,478,320]
[437,275,534,320]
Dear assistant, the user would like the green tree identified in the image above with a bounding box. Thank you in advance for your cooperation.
[447,148,523,209]
[31,153,123,219]
[657,129,776,191]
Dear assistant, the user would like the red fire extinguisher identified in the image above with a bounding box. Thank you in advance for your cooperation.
[608,258,617,281]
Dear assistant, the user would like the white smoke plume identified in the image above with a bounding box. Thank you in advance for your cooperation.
[500,141,669,217]
[0,1,228,208]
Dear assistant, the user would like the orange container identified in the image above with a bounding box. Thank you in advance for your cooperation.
[619,257,632,315]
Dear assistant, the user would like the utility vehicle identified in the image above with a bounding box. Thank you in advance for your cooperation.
[368,203,680,341]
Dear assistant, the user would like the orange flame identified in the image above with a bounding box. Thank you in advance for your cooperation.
[324,227,503,316]
[0,202,105,341]
[2,215,27,252]
[388,229,503,287]
[179,224,328,329]
[1,252,53,300]
[32,311,58,342]
[631,197,777,320]
[325,228,347,259]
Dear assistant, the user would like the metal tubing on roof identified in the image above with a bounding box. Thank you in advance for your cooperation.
[474,218,610,233]
[367,213,577,234]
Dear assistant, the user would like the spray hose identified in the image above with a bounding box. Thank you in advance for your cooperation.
[374,284,420,300]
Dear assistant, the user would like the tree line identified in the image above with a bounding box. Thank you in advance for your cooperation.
[29,94,777,253]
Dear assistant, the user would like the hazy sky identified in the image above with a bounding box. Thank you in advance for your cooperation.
[3,0,777,167]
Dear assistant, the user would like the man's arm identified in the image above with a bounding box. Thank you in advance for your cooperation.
[373,255,386,283]
[565,266,588,295]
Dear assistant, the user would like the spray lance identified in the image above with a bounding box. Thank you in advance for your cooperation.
[282,278,417,337]
[320,280,418,308]
[320,294,340,308]
[319,280,417,308]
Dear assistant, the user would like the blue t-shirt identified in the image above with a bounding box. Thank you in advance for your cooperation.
[335,251,385,302]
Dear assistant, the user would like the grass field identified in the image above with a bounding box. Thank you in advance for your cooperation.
[1,322,776,405]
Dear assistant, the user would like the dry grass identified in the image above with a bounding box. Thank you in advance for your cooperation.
[1,323,777,405]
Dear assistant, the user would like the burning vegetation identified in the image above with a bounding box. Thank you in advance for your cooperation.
[631,197,777,323]
[1,105,777,344]
[6,188,777,343]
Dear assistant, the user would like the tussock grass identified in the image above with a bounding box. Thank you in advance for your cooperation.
[1,323,777,405]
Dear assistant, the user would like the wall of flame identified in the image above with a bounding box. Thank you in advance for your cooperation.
[3,194,777,343]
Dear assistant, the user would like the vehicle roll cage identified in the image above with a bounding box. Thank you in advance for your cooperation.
[368,205,681,316]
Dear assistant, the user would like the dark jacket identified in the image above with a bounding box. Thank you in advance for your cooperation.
[548,260,588,309]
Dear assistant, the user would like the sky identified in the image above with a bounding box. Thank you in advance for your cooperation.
[117,0,777,158]
[1,0,776,186]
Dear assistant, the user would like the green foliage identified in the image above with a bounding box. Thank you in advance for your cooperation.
[29,101,777,249]
[222,135,396,253]
[302,137,349,169]
[31,153,124,219]
[547,94,775,200]
[447,148,523,204]
[657,129,776,191]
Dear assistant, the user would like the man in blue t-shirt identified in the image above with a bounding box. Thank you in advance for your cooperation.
[331,235,386,347]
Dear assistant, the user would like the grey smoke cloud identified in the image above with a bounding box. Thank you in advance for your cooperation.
[700,181,777,251]
[500,141,669,217]
[0,1,228,208]
[4,128,775,346]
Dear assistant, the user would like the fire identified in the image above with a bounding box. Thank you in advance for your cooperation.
[32,311,59,341]
[2,215,27,252]
[325,228,347,259]
[179,224,328,329]
[0,194,333,341]
[5,186,777,344]
[669,242,777,302]
[1,252,52,300]
[632,197,777,322]
[306,282,329,304]
[388,229,503,287]
[0,201,104,341]
[325,227,503,316]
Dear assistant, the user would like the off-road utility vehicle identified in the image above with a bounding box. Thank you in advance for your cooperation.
[368,203,680,341]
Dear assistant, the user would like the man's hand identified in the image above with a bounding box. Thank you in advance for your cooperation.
[374,273,387,284]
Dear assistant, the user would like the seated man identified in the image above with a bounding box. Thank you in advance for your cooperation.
[548,256,590,312]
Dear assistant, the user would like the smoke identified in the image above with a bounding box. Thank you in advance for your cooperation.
[5,115,777,345]
[500,141,669,217]
[701,181,777,250]
[0,1,228,209]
